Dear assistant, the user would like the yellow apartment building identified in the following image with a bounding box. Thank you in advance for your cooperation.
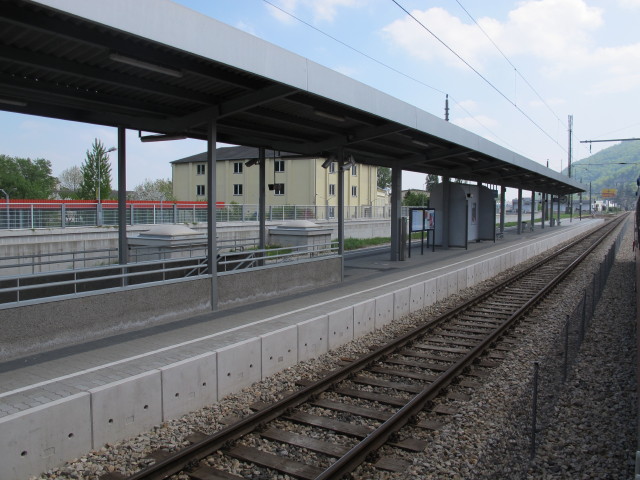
[171,146,385,214]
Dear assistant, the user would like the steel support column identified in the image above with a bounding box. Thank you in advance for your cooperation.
[259,147,266,250]
[499,185,506,236]
[117,126,127,265]
[517,188,523,234]
[207,120,218,310]
[442,177,450,249]
[530,191,535,231]
[338,149,345,279]
[390,165,402,260]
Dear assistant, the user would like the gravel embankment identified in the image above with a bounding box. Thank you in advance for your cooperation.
[37,221,637,480]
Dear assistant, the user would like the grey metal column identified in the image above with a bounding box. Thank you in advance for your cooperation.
[259,147,266,250]
[517,188,522,234]
[442,176,450,249]
[390,165,402,260]
[530,191,535,231]
[207,120,218,310]
[557,195,561,225]
[337,149,345,279]
[499,185,506,236]
[549,195,554,227]
[117,126,128,265]
[541,193,545,229]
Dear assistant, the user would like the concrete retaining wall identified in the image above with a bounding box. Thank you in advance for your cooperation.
[0,221,600,480]
[0,256,341,362]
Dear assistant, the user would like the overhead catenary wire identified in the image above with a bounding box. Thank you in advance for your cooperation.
[260,0,517,151]
[391,0,567,154]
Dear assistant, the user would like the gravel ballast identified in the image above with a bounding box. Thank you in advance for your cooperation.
[36,219,637,480]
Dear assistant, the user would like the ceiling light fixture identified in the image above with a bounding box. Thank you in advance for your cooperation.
[139,133,187,142]
[313,109,346,122]
[411,139,430,148]
[0,98,27,107]
[110,53,183,78]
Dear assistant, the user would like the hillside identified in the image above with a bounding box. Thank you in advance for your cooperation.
[564,141,640,208]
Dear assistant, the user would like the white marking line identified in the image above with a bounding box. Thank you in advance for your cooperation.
[0,223,591,399]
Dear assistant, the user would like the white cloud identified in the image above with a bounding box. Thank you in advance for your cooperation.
[618,0,640,7]
[382,0,604,70]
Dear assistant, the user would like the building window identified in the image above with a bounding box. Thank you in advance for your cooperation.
[196,164,205,175]
[196,185,205,196]
[233,184,243,195]
[351,186,358,197]
[328,162,336,174]
[329,184,336,196]
[275,160,285,172]
[274,184,285,195]
[328,206,335,218]
[351,164,357,176]
[234,162,243,174]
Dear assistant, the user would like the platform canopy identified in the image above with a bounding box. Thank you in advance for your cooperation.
[0,0,583,195]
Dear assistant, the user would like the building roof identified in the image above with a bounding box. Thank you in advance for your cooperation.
[171,146,301,165]
[0,0,583,195]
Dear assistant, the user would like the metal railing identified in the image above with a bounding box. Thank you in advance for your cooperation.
[0,201,394,230]
[0,240,338,307]
[0,237,261,277]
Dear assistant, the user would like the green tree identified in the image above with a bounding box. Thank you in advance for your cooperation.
[425,174,439,192]
[402,189,429,206]
[0,154,57,199]
[377,166,391,189]
[130,178,175,201]
[58,165,83,199]
[78,139,114,200]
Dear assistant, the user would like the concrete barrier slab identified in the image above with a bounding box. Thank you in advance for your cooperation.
[394,287,411,319]
[436,275,448,301]
[353,299,375,337]
[298,315,329,362]
[447,272,458,295]
[375,293,394,329]
[467,265,476,287]
[217,337,261,399]
[90,370,162,448]
[409,283,425,313]
[261,325,298,378]
[0,393,91,480]
[424,279,437,306]
[456,268,467,291]
[328,307,354,350]
[160,352,217,421]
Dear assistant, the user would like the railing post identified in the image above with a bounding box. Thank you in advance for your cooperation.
[30,204,34,228]
[130,204,134,226]
[61,203,66,228]
[173,203,178,224]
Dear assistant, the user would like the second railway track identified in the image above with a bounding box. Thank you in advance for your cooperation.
[109,215,626,480]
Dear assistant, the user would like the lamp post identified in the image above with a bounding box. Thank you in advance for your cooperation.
[98,146,117,203]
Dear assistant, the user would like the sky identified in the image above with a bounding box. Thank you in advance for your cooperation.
[2,0,639,197]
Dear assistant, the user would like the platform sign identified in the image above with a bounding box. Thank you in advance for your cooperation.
[408,208,435,256]
[601,189,617,198]
[410,208,424,232]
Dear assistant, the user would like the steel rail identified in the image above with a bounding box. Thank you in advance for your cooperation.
[123,215,626,480]
[317,214,627,479]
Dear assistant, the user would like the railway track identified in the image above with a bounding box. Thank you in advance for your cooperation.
[110,215,626,480]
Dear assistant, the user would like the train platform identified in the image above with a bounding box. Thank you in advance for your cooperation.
[0,217,601,479]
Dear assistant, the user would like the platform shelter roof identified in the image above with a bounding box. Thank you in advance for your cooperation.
[0,0,584,195]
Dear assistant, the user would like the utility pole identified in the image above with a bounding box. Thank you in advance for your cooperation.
[444,94,449,122]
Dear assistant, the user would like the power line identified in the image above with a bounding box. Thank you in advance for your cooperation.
[260,0,514,149]
[454,0,565,127]
[390,0,566,153]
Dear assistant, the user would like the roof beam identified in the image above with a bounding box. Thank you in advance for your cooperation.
[170,84,298,131]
